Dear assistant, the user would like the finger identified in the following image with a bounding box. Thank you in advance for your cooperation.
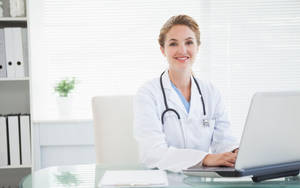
[224,152,237,160]
[225,152,237,158]
[232,148,239,153]
[227,157,237,164]
[221,160,235,167]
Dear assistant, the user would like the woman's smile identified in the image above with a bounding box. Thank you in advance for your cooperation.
[174,56,190,63]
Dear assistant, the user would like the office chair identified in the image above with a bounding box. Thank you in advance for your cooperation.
[92,95,139,164]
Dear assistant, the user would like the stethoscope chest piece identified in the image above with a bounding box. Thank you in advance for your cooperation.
[203,119,210,127]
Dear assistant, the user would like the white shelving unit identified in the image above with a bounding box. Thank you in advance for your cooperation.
[0,165,31,169]
[0,18,30,115]
[0,2,32,187]
[0,77,30,81]
[0,17,27,21]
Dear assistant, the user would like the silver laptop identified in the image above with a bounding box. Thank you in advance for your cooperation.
[183,91,300,182]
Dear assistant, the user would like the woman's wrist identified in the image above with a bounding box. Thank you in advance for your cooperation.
[202,153,212,166]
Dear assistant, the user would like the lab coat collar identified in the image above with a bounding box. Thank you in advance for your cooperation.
[161,70,200,118]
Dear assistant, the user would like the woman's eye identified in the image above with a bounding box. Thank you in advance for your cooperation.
[169,43,177,46]
[186,41,194,45]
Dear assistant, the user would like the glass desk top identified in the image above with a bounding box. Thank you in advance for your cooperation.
[21,164,300,188]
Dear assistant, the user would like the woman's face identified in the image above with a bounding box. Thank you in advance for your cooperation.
[161,25,199,73]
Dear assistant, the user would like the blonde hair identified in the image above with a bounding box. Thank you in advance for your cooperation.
[158,15,201,47]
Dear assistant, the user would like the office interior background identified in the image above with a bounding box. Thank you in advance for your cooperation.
[1,0,300,177]
[32,0,299,130]
[30,0,300,168]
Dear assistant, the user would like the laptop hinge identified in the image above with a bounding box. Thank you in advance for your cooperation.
[251,170,299,183]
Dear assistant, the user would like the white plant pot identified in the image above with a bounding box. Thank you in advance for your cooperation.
[56,96,73,118]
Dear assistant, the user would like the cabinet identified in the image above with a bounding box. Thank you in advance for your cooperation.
[0,1,32,187]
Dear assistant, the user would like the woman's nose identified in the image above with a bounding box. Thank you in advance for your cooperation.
[177,44,187,54]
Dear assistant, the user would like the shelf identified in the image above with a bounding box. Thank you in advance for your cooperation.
[33,118,93,124]
[0,17,27,22]
[0,165,31,169]
[0,77,30,81]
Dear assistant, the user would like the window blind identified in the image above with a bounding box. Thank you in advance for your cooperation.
[31,0,206,121]
[207,0,300,139]
[30,0,300,141]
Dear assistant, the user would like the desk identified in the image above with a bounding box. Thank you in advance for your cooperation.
[21,164,300,188]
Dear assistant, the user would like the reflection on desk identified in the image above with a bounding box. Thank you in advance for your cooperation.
[21,164,300,188]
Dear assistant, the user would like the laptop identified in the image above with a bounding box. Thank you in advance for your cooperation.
[183,91,300,182]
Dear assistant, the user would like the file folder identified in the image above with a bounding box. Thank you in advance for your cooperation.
[100,170,169,187]
[0,116,8,166]
[0,29,7,78]
[7,115,20,165]
[20,115,31,165]
[2,0,10,17]
[4,28,15,78]
[9,0,26,17]
[22,28,28,77]
[13,28,25,78]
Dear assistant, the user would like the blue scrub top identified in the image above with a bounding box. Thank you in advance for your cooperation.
[170,81,190,113]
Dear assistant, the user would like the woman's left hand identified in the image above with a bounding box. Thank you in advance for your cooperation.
[232,148,239,154]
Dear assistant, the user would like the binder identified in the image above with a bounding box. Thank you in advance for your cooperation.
[2,0,11,17]
[20,114,31,165]
[22,28,28,77]
[0,116,8,166]
[4,28,15,78]
[0,29,7,78]
[7,115,20,166]
[9,0,26,17]
[14,28,25,78]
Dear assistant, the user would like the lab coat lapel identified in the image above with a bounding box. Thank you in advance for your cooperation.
[162,71,188,116]
[188,76,202,119]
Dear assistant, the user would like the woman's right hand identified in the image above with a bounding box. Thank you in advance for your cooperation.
[202,152,237,167]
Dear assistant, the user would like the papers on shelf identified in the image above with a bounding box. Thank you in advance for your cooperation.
[99,170,168,187]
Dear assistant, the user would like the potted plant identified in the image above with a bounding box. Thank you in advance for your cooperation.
[54,77,76,117]
[55,77,76,97]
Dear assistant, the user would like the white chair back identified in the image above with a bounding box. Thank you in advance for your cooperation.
[92,95,138,164]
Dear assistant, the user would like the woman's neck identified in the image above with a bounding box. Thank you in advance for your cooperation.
[168,69,192,91]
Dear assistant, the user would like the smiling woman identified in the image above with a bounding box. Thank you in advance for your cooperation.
[134,15,239,172]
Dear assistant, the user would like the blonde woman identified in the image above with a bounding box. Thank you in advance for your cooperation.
[134,15,239,172]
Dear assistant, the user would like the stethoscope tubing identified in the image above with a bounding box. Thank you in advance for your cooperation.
[160,71,207,125]
[160,71,207,148]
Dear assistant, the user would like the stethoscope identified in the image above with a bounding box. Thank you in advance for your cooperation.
[160,71,210,127]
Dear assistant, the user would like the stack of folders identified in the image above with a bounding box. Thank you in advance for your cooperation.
[0,114,31,167]
[0,27,28,78]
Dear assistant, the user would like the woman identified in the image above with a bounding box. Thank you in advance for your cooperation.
[134,15,239,172]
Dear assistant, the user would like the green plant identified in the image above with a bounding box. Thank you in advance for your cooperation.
[54,77,76,97]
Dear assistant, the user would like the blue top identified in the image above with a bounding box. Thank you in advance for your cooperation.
[170,81,190,113]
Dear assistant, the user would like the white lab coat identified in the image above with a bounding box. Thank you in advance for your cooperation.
[134,71,239,172]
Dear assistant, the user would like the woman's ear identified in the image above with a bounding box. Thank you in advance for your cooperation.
[160,46,166,56]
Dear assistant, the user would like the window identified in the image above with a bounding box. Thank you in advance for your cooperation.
[30,0,205,121]
[30,0,300,140]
